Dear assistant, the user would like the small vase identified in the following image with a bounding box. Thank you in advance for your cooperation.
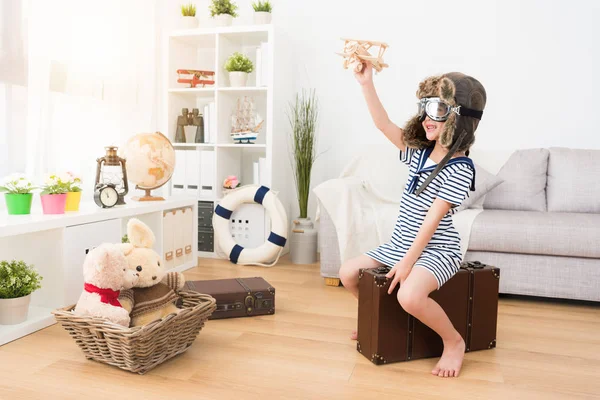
[290,217,318,264]
[214,14,233,26]
[65,191,82,211]
[253,11,271,24]
[0,294,31,325]
[229,71,248,87]
[181,15,198,29]
[40,193,67,214]
[4,193,33,215]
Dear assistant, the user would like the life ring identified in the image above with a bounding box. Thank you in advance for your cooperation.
[213,185,288,267]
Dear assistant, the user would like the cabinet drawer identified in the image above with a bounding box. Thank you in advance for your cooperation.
[198,207,214,228]
[198,201,214,209]
[198,228,214,252]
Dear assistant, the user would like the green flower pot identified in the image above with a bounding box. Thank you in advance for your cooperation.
[4,193,33,215]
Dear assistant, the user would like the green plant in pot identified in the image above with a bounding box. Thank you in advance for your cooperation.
[252,1,272,24]
[287,89,320,265]
[209,0,238,26]
[180,3,198,29]
[224,52,253,87]
[0,260,43,325]
[0,174,36,215]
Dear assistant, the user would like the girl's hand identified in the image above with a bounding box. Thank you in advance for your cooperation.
[354,60,373,86]
[385,259,413,294]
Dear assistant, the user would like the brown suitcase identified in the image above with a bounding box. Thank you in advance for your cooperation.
[357,261,499,365]
[183,277,275,320]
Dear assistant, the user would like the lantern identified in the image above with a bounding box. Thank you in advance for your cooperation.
[95,146,128,205]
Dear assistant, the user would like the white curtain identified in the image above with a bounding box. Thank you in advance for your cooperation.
[1,0,161,206]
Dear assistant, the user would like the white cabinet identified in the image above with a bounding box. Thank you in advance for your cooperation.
[63,219,122,306]
[0,198,197,346]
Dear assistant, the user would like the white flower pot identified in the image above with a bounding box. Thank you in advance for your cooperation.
[290,218,318,264]
[229,71,248,87]
[254,11,272,25]
[214,14,233,27]
[0,294,31,325]
[180,16,198,29]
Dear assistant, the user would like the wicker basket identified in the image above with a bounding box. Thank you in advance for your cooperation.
[52,291,216,374]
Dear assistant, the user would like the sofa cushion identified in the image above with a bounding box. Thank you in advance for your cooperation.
[547,147,600,213]
[483,148,549,212]
[457,163,503,211]
[468,210,600,258]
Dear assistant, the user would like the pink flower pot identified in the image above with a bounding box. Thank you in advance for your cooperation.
[40,193,67,214]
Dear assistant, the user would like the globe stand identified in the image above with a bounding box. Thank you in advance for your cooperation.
[132,188,165,202]
[131,183,166,202]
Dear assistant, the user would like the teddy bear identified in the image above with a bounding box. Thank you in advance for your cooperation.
[73,243,139,327]
[117,218,186,327]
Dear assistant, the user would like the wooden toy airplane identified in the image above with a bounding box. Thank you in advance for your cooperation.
[336,38,389,73]
[177,69,215,88]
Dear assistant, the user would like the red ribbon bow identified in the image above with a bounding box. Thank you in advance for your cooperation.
[84,283,122,308]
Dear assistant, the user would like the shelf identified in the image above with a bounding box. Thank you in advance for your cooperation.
[217,143,266,148]
[173,142,214,147]
[169,88,216,96]
[0,306,55,346]
[218,87,267,93]
[172,143,265,148]
[169,31,216,47]
[170,24,271,38]
[0,197,198,239]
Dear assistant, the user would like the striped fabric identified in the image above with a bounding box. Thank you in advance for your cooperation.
[365,146,475,289]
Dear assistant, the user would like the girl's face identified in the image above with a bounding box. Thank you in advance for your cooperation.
[422,116,445,141]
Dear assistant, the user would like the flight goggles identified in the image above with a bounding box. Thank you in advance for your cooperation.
[417,97,483,122]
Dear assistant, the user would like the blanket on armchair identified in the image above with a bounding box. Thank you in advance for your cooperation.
[314,145,482,264]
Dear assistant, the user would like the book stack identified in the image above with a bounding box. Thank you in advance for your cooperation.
[255,42,269,87]
[200,101,216,143]
[171,149,215,198]
[252,157,269,186]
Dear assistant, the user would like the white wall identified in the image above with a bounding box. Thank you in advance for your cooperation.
[166,0,600,219]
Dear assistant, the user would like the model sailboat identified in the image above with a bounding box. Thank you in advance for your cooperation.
[230,96,264,144]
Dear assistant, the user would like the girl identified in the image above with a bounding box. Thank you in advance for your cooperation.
[339,62,486,378]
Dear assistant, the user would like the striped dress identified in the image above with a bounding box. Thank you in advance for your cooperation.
[365,145,475,289]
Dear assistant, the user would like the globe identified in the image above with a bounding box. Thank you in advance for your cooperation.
[120,131,175,201]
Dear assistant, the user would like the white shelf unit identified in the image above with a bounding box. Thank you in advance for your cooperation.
[164,25,277,259]
[0,197,198,346]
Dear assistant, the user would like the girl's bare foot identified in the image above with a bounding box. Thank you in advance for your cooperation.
[431,334,465,377]
[350,330,358,340]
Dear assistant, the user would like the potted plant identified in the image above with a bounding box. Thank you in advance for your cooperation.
[64,172,82,212]
[0,174,36,215]
[209,0,238,26]
[287,89,320,264]
[222,175,241,195]
[252,1,272,24]
[180,3,198,29]
[40,173,69,214]
[224,52,253,87]
[0,260,43,325]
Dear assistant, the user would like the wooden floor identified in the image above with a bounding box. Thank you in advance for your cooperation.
[1,256,599,400]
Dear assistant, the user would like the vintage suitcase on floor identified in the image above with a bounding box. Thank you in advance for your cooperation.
[357,261,499,365]
[183,277,275,319]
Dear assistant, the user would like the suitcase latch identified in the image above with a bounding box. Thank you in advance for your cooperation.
[245,295,254,314]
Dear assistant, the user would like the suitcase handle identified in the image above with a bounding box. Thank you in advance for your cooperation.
[373,266,392,274]
[461,261,486,269]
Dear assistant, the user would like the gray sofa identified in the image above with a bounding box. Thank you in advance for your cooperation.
[318,147,600,302]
